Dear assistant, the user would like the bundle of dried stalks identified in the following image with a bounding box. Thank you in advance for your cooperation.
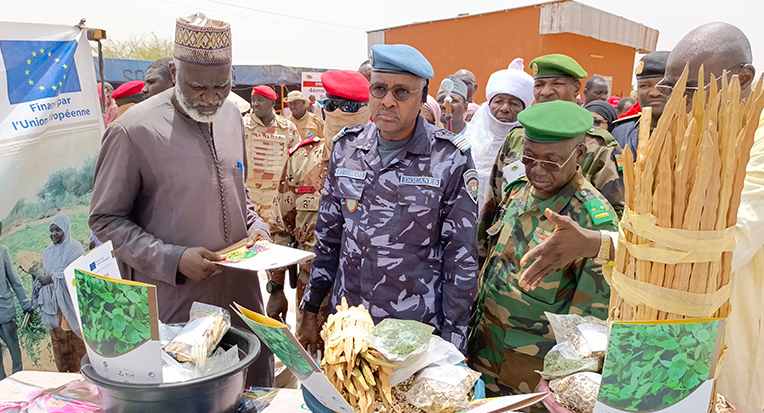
[609,65,764,321]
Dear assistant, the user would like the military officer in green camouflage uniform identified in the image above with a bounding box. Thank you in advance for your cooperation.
[481,54,623,245]
[469,100,618,399]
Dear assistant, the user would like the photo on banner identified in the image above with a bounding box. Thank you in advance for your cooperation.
[0,21,103,371]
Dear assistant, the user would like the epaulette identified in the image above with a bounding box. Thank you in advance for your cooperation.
[332,124,365,142]
[587,126,617,145]
[575,187,616,226]
[435,129,470,153]
[289,134,322,156]
[612,112,641,127]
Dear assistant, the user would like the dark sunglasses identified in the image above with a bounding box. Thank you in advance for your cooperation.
[369,84,419,102]
[319,98,366,113]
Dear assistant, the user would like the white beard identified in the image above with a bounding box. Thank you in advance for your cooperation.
[174,87,219,123]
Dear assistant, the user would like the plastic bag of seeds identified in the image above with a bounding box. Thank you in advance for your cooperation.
[404,364,480,413]
[538,342,601,380]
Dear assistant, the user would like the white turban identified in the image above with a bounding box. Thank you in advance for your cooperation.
[485,58,534,109]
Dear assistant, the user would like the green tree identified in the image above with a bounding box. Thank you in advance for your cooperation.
[102,33,173,61]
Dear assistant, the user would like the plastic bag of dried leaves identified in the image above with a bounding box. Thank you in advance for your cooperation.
[403,364,480,413]
[549,372,601,413]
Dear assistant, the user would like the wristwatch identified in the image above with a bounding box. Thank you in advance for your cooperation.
[266,279,283,294]
[594,230,613,265]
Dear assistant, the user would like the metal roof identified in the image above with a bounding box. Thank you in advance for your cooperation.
[368,0,658,52]
[539,1,658,52]
[92,58,327,86]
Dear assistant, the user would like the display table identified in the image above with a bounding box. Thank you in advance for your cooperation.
[0,370,309,412]
[0,371,81,402]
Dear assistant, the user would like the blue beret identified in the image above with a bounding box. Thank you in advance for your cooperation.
[370,44,433,80]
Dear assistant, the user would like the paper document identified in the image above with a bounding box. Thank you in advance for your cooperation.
[232,303,353,413]
[217,240,315,272]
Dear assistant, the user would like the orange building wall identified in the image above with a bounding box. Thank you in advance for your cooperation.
[381,5,635,101]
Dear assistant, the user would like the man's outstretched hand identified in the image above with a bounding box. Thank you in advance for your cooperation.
[518,208,601,291]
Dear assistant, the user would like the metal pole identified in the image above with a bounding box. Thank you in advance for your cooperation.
[98,39,105,113]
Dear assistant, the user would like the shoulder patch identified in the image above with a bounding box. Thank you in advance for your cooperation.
[435,129,470,153]
[579,192,615,226]
[332,124,365,142]
[463,169,479,204]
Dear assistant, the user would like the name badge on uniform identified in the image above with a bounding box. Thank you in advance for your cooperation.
[335,168,366,180]
[400,175,441,188]
[502,159,526,184]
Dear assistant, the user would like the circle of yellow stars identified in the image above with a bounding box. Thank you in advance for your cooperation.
[24,47,69,92]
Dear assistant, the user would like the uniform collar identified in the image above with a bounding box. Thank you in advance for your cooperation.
[519,173,582,216]
[351,117,432,156]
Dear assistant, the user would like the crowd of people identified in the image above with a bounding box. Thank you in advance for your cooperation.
[0,10,761,413]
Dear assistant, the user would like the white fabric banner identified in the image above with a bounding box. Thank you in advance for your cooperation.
[0,21,103,370]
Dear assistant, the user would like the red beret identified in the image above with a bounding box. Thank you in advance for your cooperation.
[252,85,278,101]
[112,80,144,100]
[321,70,369,102]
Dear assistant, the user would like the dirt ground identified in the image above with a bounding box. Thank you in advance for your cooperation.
[0,335,56,378]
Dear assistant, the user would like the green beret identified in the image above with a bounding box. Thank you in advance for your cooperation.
[530,54,587,79]
[518,100,593,142]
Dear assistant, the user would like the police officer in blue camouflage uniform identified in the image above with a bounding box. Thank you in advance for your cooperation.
[297,44,479,354]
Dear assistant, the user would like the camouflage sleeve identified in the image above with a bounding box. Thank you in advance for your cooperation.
[316,116,326,139]
[275,159,296,246]
[439,152,479,352]
[569,204,619,320]
[589,146,625,218]
[268,125,303,245]
[583,129,624,218]
[479,129,522,261]
[301,146,342,313]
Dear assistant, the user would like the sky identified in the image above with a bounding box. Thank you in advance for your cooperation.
[3,0,762,71]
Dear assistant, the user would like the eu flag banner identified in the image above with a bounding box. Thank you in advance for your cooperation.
[1,22,103,348]
[0,40,81,104]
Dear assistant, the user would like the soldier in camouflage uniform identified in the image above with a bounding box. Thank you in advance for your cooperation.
[271,70,371,333]
[244,85,301,294]
[482,54,623,246]
[469,101,617,399]
[298,44,478,353]
[285,90,325,141]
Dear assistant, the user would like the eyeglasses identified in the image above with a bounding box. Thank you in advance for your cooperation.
[656,64,746,96]
[319,98,366,113]
[369,84,418,102]
[521,151,577,172]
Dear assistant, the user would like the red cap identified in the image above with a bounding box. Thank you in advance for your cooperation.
[252,85,278,101]
[112,80,145,100]
[618,101,641,119]
[607,96,620,107]
[321,70,369,102]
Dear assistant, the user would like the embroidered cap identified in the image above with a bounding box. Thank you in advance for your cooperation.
[174,13,232,65]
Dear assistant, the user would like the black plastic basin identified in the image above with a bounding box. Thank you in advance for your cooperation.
[81,326,261,413]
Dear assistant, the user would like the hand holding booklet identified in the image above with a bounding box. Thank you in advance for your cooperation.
[216,239,315,272]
